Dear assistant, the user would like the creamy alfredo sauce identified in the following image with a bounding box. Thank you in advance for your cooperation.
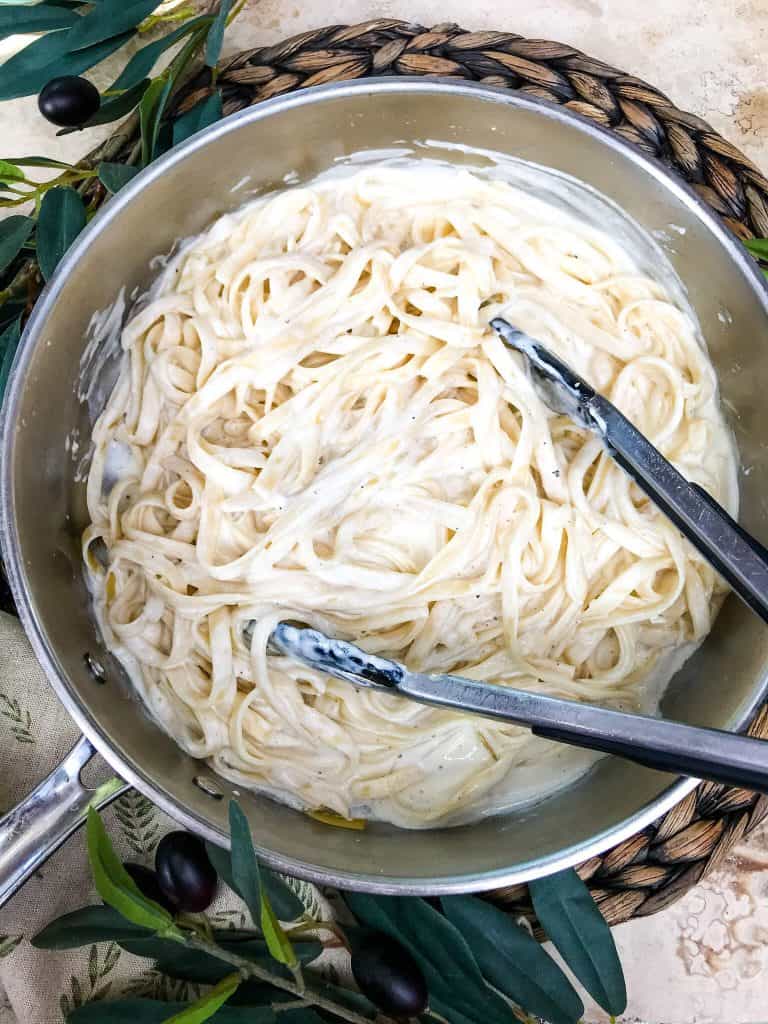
[82,162,738,828]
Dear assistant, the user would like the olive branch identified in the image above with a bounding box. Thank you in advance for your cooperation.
[746,237,768,278]
[0,0,239,388]
[30,801,627,1024]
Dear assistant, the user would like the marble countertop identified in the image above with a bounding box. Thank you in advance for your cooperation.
[2,3,767,1022]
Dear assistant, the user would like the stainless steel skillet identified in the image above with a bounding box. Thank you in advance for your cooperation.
[2,80,768,904]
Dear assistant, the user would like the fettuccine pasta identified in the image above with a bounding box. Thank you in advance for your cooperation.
[83,165,738,827]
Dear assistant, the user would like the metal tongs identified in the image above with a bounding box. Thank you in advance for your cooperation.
[490,317,768,625]
[270,319,768,795]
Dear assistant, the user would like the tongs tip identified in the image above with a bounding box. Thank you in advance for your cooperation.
[489,316,597,427]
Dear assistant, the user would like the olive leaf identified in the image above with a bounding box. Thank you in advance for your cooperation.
[205,0,234,68]
[109,15,213,93]
[148,76,175,162]
[259,871,305,923]
[226,982,298,1008]
[172,91,223,146]
[0,215,34,274]
[0,161,25,184]
[37,0,90,7]
[745,237,768,259]
[442,895,584,1024]
[277,1011,325,1024]
[310,980,378,1020]
[98,162,140,194]
[228,801,271,922]
[65,0,159,53]
[0,299,24,334]
[138,76,170,166]
[31,905,154,949]
[163,972,241,1024]
[0,4,78,41]
[136,17,217,164]
[121,937,246,986]
[343,893,517,1024]
[95,80,152,126]
[0,314,22,397]
[85,807,183,939]
[204,841,238,894]
[228,802,297,965]
[36,186,86,280]
[207,839,246,905]
[529,868,627,1016]
[260,886,297,968]
[155,942,317,986]
[59,80,151,135]
[0,28,135,102]
[206,836,305,921]
[3,156,76,170]
[68,999,276,1023]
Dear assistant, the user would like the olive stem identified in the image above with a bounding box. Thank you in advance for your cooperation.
[139,4,197,32]
[287,918,351,952]
[290,962,306,995]
[184,933,381,1024]
[176,912,214,941]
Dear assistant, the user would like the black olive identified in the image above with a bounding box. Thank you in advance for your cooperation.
[123,861,177,914]
[155,831,218,913]
[38,76,100,128]
[351,931,428,1019]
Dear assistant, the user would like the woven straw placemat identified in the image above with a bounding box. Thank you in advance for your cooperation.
[10,18,768,930]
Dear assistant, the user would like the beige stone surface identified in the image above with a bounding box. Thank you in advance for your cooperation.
[1,3,767,1022]
[232,0,768,170]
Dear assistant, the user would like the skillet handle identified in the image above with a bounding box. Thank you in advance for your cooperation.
[0,735,127,908]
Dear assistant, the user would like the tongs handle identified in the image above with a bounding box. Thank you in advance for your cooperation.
[488,317,768,626]
[272,623,768,795]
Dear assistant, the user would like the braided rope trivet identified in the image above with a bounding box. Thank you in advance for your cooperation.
[176,17,768,244]
[183,20,768,927]
[21,18,768,928]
